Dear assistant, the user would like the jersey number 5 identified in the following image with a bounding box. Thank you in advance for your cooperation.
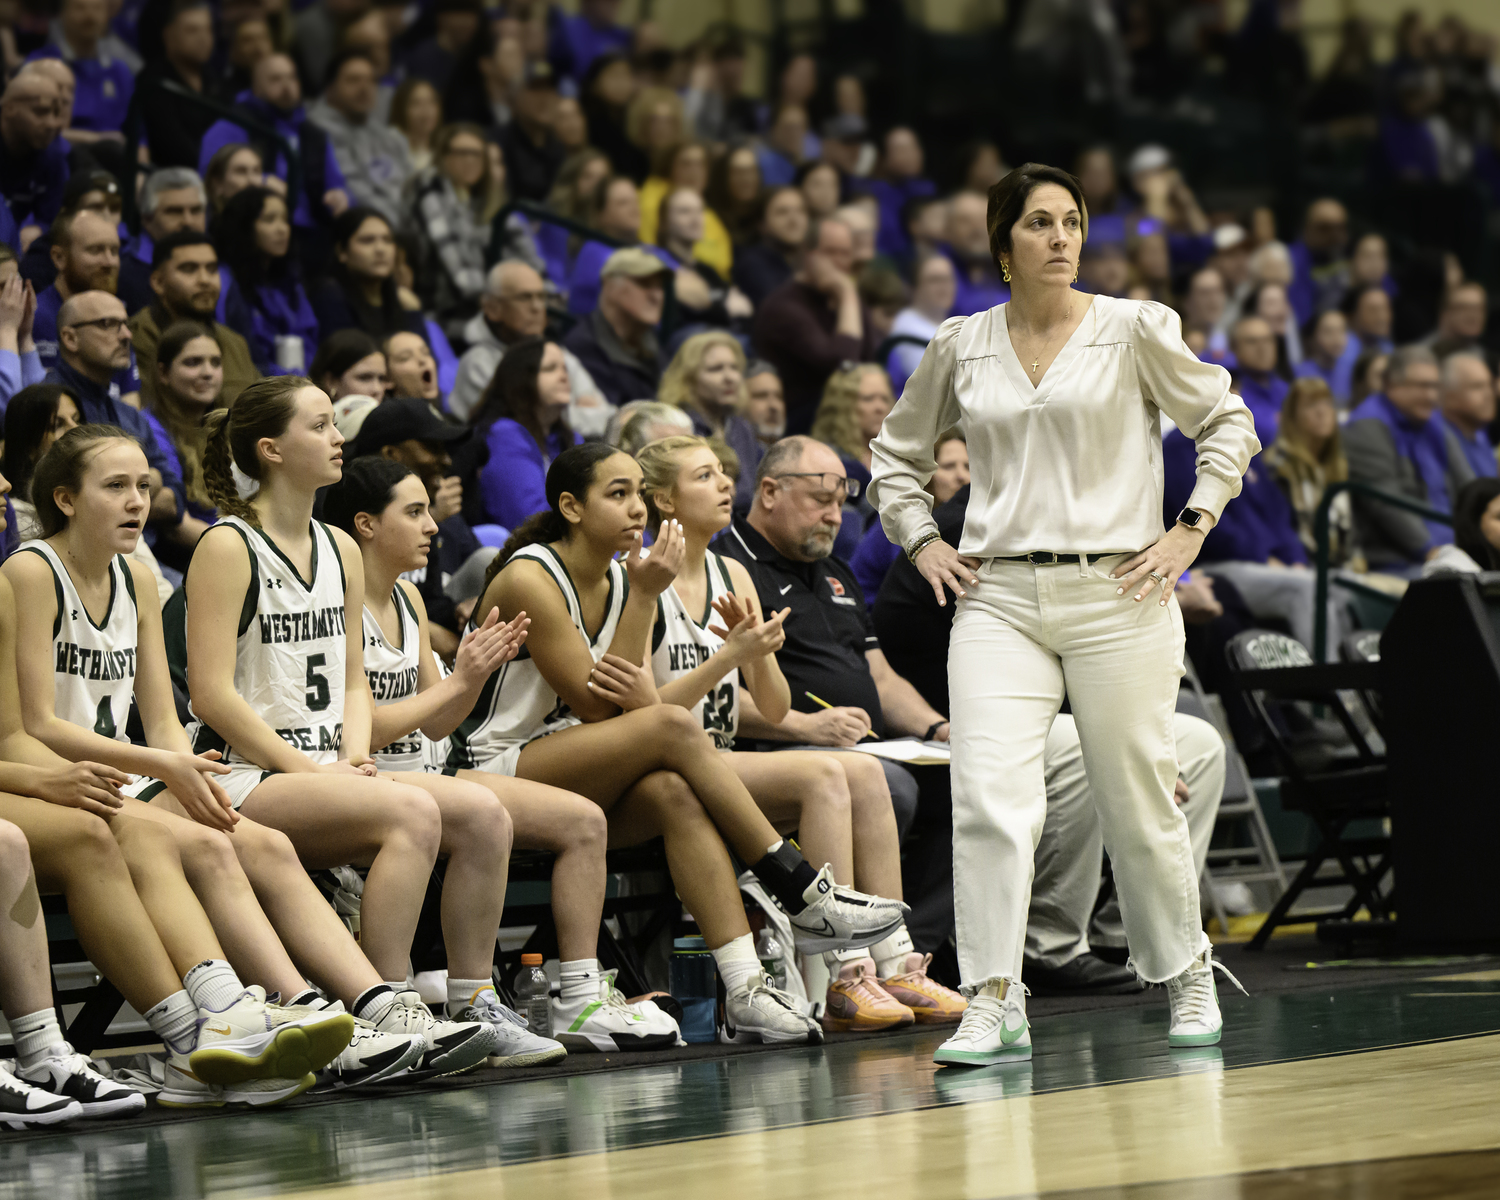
[306,654,332,712]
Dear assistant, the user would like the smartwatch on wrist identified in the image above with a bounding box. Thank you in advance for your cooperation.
[1176,507,1206,532]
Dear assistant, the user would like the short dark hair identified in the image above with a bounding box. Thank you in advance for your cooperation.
[152,229,215,272]
[325,47,377,90]
[986,162,1089,268]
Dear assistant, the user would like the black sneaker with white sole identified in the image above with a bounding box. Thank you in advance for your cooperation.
[0,1062,84,1129]
[365,989,500,1078]
[15,1043,147,1118]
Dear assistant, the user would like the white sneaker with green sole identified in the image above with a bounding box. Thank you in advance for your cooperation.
[1166,945,1246,1048]
[933,982,1031,1067]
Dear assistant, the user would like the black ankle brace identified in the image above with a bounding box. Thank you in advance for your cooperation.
[750,842,821,914]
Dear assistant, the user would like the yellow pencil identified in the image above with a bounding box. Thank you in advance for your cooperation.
[804,692,877,741]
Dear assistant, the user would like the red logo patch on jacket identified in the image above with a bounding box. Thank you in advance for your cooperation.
[826,576,845,597]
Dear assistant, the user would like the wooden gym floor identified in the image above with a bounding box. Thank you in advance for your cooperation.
[2,954,1498,1198]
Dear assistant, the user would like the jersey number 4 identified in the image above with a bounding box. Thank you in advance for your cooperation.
[306,654,332,712]
[93,697,116,739]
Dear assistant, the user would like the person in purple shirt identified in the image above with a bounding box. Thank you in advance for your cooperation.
[198,54,350,237]
[214,186,320,374]
[855,128,937,261]
[1344,348,1470,572]
[470,336,582,531]
[26,0,134,135]
[1376,72,1443,184]
[1285,198,1349,326]
[945,190,1008,316]
[1162,432,1354,656]
[549,0,633,87]
[1295,308,1360,406]
[1229,315,1289,442]
[30,209,138,399]
[1436,352,1498,481]
[0,73,69,239]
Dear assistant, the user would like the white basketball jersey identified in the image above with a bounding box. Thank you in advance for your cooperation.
[188,517,348,768]
[447,543,628,771]
[363,584,425,773]
[19,540,138,743]
[650,551,739,749]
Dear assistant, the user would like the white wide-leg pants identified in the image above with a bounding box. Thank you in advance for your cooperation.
[948,553,1207,989]
[1025,712,1227,967]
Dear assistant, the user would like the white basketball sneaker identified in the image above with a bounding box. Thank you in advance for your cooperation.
[788,864,907,954]
[190,985,353,1084]
[1166,945,1246,1048]
[933,981,1032,1067]
[553,970,680,1053]
[723,973,823,1045]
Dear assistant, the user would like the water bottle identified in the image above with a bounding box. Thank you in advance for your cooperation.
[756,928,788,992]
[273,334,306,372]
[513,953,552,1038]
[669,935,718,1043]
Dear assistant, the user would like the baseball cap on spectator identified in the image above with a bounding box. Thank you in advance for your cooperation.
[1127,144,1171,178]
[601,247,672,282]
[63,170,122,213]
[332,395,380,442]
[1213,224,1248,252]
[523,60,558,90]
[352,398,470,458]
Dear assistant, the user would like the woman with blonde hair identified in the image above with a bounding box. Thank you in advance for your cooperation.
[810,363,896,480]
[1267,376,1358,567]
[539,148,612,284]
[625,86,686,167]
[658,331,763,510]
[636,434,965,1033]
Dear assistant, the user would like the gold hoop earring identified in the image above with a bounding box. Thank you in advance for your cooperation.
[1001,262,1011,283]
[1072,267,1079,282]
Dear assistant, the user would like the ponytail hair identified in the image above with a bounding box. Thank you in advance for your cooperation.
[201,375,311,526]
[31,424,141,539]
[635,433,709,535]
[485,441,624,591]
[323,454,416,540]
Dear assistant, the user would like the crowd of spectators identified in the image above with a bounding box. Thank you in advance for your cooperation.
[0,0,1497,1089]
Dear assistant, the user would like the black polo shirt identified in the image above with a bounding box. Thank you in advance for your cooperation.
[718,515,885,736]
[871,486,968,718]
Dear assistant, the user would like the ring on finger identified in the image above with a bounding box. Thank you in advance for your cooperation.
[1148,571,1166,582]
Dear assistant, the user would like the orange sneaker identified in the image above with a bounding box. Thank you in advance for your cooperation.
[880,953,967,1025]
[823,959,914,1032]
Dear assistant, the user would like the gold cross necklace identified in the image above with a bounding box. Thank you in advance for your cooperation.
[1025,295,1075,375]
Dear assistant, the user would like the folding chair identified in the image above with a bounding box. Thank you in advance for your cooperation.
[1175,678,1286,935]
[1225,630,1393,950]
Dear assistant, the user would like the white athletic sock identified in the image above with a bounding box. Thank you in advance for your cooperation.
[446,977,494,1013]
[712,934,760,996]
[353,984,396,1022]
[144,990,200,1055]
[286,989,322,1008]
[10,1007,63,1067]
[558,958,602,1006]
[183,960,245,1014]
[384,979,410,996]
[765,839,784,855]
[823,946,872,973]
[872,924,916,978]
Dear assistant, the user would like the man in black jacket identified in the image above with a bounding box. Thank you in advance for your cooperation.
[561,247,665,407]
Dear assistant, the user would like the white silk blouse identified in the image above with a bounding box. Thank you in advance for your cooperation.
[868,295,1261,559]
